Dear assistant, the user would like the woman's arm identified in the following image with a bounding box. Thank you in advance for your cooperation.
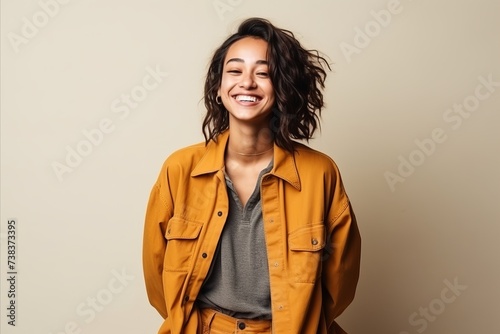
[143,168,173,319]
[321,173,362,331]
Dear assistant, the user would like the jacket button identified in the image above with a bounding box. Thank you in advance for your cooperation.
[217,211,223,217]
[184,295,189,302]
[311,238,318,245]
[202,253,208,258]
[238,322,246,330]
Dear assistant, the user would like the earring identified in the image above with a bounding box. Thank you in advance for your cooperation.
[216,96,222,105]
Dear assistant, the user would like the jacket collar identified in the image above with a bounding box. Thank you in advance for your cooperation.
[191,131,301,190]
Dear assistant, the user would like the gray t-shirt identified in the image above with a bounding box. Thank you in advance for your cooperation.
[196,161,273,319]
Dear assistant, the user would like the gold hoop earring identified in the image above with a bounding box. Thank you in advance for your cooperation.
[216,96,222,105]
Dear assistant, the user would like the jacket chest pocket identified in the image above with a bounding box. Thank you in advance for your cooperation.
[163,217,203,272]
[288,224,326,283]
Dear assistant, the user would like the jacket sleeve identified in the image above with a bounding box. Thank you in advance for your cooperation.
[322,170,361,331]
[143,165,173,319]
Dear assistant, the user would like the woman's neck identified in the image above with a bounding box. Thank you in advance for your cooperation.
[225,125,274,164]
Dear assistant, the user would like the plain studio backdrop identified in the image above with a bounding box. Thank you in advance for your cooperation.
[1,0,499,333]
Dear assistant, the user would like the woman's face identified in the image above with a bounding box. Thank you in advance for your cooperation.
[218,37,275,127]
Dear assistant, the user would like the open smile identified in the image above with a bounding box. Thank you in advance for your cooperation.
[232,94,263,103]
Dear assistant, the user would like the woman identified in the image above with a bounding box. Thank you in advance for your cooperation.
[143,17,361,334]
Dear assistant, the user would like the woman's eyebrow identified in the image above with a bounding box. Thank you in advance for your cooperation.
[225,58,268,65]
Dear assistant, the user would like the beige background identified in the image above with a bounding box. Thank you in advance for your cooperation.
[1,0,499,333]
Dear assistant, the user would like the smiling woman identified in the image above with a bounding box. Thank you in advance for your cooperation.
[218,37,275,131]
[203,18,329,153]
[143,17,361,334]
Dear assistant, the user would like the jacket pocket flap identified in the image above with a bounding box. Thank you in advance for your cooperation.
[289,224,325,251]
[165,218,202,240]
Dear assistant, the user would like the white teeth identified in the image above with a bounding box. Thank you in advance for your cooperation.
[236,95,258,102]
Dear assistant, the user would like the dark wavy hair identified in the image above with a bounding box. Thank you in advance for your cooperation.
[203,17,330,152]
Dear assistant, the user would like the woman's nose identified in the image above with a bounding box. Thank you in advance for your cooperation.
[239,73,257,89]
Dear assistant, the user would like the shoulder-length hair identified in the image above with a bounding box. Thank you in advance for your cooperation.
[203,17,330,152]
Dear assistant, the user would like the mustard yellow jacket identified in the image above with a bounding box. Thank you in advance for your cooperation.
[143,131,361,333]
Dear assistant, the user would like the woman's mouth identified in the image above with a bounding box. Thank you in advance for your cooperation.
[233,95,262,103]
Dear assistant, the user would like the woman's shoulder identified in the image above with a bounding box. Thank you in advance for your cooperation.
[159,140,208,172]
[292,141,341,173]
[291,142,348,197]
[168,141,206,161]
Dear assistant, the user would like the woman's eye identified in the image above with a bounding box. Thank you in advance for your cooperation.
[257,72,269,77]
[227,70,241,74]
